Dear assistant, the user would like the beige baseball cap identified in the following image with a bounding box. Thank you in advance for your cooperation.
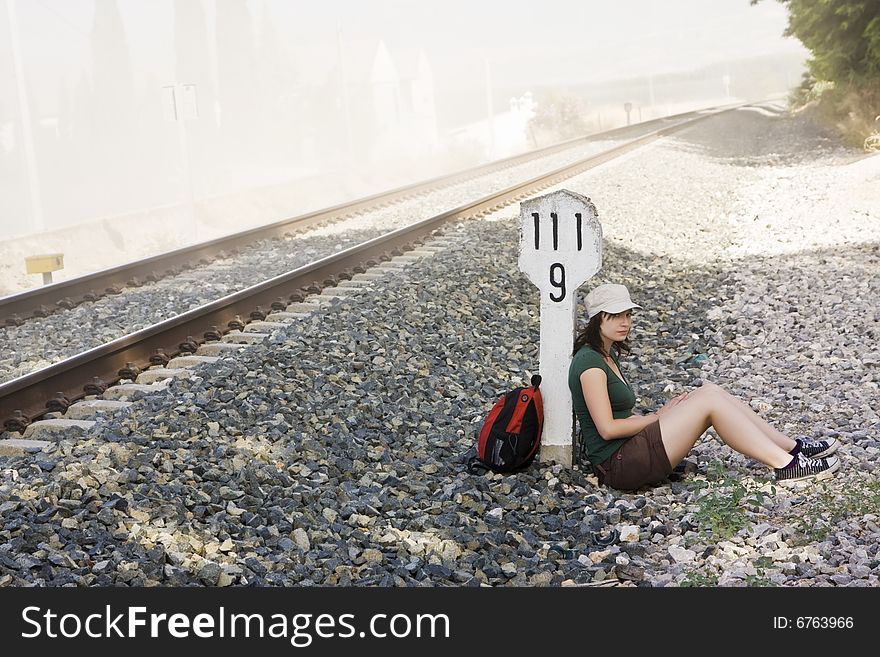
[586,283,642,319]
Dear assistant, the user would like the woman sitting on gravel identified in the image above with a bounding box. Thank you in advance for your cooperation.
[568,283,840,491]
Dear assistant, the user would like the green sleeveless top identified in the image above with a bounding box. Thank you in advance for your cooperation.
[568,346,637,465]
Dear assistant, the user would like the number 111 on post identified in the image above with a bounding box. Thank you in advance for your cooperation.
[519,190,602,305]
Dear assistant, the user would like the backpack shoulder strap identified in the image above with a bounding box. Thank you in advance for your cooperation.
[467,455,490,475]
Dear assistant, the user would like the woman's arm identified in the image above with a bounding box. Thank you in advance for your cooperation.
[580,369,659,440]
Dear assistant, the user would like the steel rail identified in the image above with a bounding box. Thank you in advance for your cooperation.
[0,103,743,431]
[0,103,742,325]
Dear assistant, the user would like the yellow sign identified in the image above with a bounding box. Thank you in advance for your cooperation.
[25,253,64,274]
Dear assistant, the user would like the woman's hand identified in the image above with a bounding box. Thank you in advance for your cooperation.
[657,392,689,417]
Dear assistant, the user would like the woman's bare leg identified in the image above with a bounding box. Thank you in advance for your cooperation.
[658,383,793,469]
[706,384,797,451]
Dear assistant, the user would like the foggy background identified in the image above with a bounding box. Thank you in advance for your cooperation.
[0,0,807,294]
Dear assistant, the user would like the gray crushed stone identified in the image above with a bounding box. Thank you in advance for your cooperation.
[1,104,878,587]
[0,129,649,385]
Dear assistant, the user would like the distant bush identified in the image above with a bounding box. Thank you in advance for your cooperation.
[759,0,880,148]
[790,73,880,148]
[528,93,590,144]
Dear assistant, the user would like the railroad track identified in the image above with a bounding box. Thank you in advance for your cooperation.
[0,105,739,327]
[0,102,746,433]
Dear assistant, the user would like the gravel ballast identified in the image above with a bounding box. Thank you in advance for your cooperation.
[0,130,643,386]
[0,103,878,587]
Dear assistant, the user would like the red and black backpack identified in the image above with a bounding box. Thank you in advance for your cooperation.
[468,375,544,474]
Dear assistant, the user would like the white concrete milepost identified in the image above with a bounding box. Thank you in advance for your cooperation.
[518,190,602,466]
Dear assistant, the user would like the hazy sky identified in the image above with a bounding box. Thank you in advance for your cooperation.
[1,0,809,243]
[9,0,806,109]
[278,0,806,85]
[278,0,807,90]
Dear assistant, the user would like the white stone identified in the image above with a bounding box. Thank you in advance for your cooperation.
[588,548,612,564]
[618,525,641,543]
[291,528,310,552]
[668,545,696,563]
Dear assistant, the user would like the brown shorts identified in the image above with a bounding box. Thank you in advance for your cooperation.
[594,421,672,491]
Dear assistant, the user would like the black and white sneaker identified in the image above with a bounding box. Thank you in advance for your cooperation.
[796,436,839,459]
[775,453,840,484]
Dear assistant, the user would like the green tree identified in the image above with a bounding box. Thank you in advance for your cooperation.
[756,1,879,146]
[754,0,880,85]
